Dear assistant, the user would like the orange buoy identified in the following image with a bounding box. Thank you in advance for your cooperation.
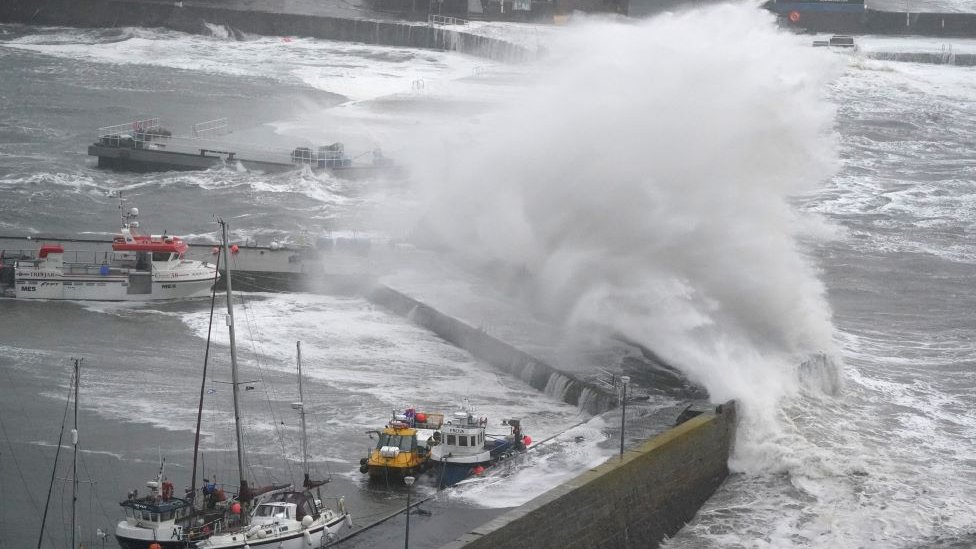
[150,544,162,549]
[788,10,800,23]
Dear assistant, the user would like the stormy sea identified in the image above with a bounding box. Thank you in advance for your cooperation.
[1,3,974,548]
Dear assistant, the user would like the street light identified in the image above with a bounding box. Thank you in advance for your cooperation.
[404,475,415,549]
[619,376,630,457]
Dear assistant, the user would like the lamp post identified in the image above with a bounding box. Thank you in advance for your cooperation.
[404,476,415,549]
[619,376,630,457]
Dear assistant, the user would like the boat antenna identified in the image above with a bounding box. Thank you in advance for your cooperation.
[219,219,249,522]
[117,191,126,228]
[294,341,311,488]
[70,358,81,549]
[190,248,222,499]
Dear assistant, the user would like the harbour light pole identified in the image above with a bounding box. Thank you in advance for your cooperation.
[404,476,415,549]
[619,376,630,457]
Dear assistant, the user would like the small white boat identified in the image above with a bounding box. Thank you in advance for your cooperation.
[195,491,351,549]
[2,200,217,301]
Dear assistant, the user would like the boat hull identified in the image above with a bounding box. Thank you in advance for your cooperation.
[198,514,349,549]
[366,463,428,482]
[115,520,193,549]
[12,275,215,300]
[116,538,192,549]
[431,439,521,487]
[433,460,487,488]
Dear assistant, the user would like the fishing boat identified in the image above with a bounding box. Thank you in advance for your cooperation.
[430,405,530,488]
[360,408,444,483]
[1,197,217,300]
[114,462,262,549]
[115,223,351,549]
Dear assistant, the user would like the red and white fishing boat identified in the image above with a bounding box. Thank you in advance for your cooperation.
[1,201,217,301]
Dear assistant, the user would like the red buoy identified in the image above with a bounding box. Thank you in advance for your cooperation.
[231,502,242,514]
[522,435,532,446]
[230,244,240,254]
[415,412,427,423]
[211,246,219,255]
[472,466,485,476]
[788,10,800,23]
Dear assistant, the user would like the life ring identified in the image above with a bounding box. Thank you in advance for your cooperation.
[788,10,800,23]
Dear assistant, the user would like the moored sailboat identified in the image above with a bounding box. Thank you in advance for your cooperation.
[115,221,351,548]
[195,337,352,549]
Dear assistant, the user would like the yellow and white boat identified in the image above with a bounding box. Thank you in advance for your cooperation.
[360,409,444,483]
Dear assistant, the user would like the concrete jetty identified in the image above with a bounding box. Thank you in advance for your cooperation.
[440,403,736,549]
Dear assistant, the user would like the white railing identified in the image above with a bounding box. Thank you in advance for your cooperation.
[940,43,955,65]
[192,118,229,138]
[96,117,162,147]
[428,14,468,26]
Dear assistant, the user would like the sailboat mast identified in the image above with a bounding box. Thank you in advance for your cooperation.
[70,358,80,549]
[219,220,249,512]
[296,341,310,486]
[190,250,221,498]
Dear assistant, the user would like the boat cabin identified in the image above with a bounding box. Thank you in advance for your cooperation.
[120,496,191,526]
[374,409,444,457]
[252,492,319,525]
[433,411,488,460]
[375,428,421,457]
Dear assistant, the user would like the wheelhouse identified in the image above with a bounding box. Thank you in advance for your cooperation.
[120,498,191,524]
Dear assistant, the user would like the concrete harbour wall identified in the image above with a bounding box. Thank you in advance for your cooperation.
[441,402,737,549]
[0,0,536,62]
[368,284,617,414]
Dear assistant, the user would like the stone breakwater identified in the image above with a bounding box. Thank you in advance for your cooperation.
[0,0,537,62]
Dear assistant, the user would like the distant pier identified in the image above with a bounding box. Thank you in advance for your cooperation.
[88,117,401,179]
[766,0,976,37]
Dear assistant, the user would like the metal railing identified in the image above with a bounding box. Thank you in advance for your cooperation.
[940,43,955,65]
[96,117,162,147]
[192,118,229,138]
[428,14,468,25]
[2,249,115,266]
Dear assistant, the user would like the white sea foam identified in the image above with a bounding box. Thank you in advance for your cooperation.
[808,55,976,263]
[450,417,614,508]
[27,440,125,461]
[0,27,486,103]
[173,293,587,462]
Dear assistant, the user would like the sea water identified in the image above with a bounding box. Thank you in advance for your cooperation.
[1,3,975,548]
